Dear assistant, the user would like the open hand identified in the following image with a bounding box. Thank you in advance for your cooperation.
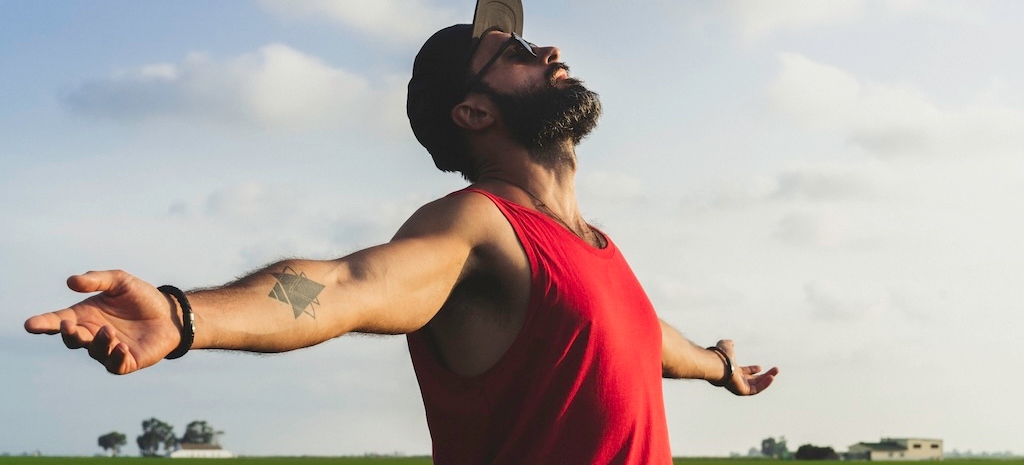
[715,339,779,396]
[24,270,182,375]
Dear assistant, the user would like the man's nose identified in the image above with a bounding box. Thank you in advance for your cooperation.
[537,45,560,64]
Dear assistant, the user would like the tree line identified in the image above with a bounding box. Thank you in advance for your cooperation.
[97,418,223,457]
[753,436,839,461]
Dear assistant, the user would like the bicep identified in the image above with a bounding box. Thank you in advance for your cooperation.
[330,197,487,335]
[335,234,472,334]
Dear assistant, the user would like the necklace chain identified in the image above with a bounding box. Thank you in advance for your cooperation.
[487,177,597,245]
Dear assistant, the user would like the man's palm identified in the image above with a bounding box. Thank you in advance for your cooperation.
[24,270,181,375]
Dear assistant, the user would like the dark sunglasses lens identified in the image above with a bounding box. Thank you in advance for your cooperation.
[512,33,537,57]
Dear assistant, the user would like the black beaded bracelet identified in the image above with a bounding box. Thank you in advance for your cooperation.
[158,285,194,360]
[706,346,734,387]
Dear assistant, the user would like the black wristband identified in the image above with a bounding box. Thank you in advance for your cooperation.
[706,346,734,387]
[158,285,194,360]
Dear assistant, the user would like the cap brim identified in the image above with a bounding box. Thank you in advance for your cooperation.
[471,0,524,39]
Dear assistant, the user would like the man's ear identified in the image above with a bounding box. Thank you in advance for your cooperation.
[451,95,496,131]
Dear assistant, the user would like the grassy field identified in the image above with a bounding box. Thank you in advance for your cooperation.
[1,458,1021,465]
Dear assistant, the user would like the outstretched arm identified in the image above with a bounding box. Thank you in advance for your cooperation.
[25,195,489,375]
[660,320,779,395]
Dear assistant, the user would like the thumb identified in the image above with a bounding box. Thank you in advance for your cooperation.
[67,270,131,294]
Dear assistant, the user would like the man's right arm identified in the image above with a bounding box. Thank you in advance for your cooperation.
[24,193,492,374]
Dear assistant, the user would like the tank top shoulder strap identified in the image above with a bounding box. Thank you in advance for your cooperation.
[447,187,539,270]
[448,187,617,259]
[447,187,530,222]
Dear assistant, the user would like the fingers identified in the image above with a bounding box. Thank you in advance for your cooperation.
[741,366,779,395]
[725,362,780,396]
[712,338,781,395]
[60,318,94,349]
[27,271,144,375]
[105,343,133,375]
[748,368,778,394]
[24,312,65,335]
[27,271,126,334]
[88,325,117,362]
[112,342,138,374]
[87,326,138,375]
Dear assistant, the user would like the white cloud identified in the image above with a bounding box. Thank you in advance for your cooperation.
[725,0,866,42]
[244,44,369,127]
[774,211,848,247]
[768,53,862,128]
[881,0,988,24]
[772,161,891,202]
[724,0,987,43]
[768,52,1024,158]
[62,44,407,133]
[646,275,742,312]
[676,175,777,212]
[580,171,646,203]
[678,160,892,214]
[803,279,888,321]
[258,0,458,46]
[205,182,304,228]
[134,63,178,80]
[195,182,429,264]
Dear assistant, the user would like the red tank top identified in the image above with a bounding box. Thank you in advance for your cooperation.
[407,188,671,464]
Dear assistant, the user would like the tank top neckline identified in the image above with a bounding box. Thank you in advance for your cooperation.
[462,187,615,258]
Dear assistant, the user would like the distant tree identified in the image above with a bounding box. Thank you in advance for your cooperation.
[136,418,175,457]
[777,436,790,459]
[180,420,224,445]
[795,444,839,460]
[98,431,127,457]
[761,436,790,459]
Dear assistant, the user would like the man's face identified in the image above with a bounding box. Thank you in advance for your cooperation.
[467,31,602,159]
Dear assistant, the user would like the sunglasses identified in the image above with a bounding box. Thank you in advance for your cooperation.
[464,32,538,93]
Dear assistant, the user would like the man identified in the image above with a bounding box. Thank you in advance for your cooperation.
[25,1,777,463]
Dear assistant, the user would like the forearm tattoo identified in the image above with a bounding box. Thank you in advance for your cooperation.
[268,266,324,319]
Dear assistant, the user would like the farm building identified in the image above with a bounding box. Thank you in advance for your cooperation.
[168,442,235,459]
[848,438,943,461]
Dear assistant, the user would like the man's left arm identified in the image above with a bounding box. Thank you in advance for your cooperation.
[660,319,779,395]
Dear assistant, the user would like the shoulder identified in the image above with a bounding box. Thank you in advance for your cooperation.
[393,188,528,289]
[392,189,509,245]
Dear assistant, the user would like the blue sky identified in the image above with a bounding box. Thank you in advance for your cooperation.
[2,0,1023,457]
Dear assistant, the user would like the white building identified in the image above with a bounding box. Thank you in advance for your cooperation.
[848,438,943,461]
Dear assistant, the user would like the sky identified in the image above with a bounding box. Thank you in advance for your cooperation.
[2,0,1022,458]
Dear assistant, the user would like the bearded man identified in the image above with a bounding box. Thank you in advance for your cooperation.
[25,1,777,463]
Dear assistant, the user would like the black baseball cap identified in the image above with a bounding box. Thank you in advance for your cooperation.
[407,0,525,174]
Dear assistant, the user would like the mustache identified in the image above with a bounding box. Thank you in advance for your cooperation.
[546,63,571,84]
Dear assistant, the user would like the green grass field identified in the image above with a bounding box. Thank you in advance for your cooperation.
[1,457,1023,465]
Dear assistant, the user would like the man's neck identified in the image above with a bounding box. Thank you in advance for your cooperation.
[476,140,577,206]
[474,142,605,248]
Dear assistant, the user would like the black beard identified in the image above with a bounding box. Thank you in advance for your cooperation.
[479,65,602,166]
